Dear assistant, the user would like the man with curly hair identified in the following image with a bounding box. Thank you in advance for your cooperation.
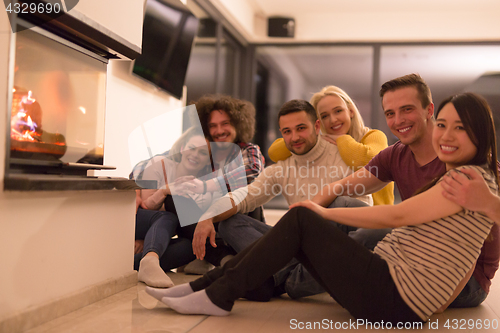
[169,95,267,273]
[193,95,265,194]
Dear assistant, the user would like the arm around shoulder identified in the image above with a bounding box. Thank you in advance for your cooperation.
[312,167,388,207]
[268,138,291,163]
[319,180,462,229]
[335,130,388,168]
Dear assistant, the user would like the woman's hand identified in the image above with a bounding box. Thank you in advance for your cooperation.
[184,178,205,194]
[134,240,144,254]
[171,176,206,195]
[289,200,328,219]
[321,134,343,145]
[168,182,193,196]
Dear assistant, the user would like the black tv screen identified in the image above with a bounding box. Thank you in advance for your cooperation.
[133,0,199,99]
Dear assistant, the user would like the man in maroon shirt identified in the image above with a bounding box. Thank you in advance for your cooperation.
[313,73,499,308]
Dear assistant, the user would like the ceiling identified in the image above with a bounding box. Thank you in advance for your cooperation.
[191,0,500,131]
[249,0,500,16]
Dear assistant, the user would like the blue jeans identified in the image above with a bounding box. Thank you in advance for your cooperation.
[218,213,272,252]
[134,208,195,271]
[449,276,487,308]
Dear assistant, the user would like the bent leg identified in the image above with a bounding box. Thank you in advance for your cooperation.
[218,213,272,252]
[158,237,196,271]
[142,211,179,257]
[282,197,371,298]
[178,221,236,267]
[202,207,421,323]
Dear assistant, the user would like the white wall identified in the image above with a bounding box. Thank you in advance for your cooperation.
[100,60,183,178]
[75,0,144,48]
[296,10,500,42]
[213,0,500,43]
[0,0,183,322]
[211,0,257,41]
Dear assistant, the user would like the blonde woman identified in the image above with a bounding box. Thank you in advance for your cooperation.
[268,86,394,205]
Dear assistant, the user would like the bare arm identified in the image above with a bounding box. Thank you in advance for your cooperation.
[140,187,170,210]
[294,180,462,229]
[441,168,500,225]
[312,167,389,207]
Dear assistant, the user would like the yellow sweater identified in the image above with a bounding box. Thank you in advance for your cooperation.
[268,130,394,205]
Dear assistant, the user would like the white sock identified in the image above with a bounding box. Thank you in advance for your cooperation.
[146,283,193,301]
[161,290,230,316]
[138,256,174,288]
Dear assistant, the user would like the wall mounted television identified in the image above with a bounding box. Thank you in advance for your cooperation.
[133,0,199,99]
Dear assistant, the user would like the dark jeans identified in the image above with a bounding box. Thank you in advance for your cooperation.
[134,208,195,271]
[164,195,236,267]
[134,238,195,271]
[191,207,423,324]
[135,209,178,258]
[218,197,368,299]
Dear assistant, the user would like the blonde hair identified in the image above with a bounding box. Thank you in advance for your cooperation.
[310,86,369,142]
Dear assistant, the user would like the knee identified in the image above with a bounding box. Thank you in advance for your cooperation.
[289,206,318,219]
[329,196,348,208]
[217,218,241,238]
[218,215,248,230]
[281,206,316,227]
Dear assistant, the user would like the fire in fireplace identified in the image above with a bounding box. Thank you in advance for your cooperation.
[8,25,107,170]
[11,88,67,159]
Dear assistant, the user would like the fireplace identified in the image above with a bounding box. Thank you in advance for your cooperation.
[4,4,140,191]
[10,25,107,168]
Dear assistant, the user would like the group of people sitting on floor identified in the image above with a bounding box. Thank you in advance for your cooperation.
[132,73,500,324]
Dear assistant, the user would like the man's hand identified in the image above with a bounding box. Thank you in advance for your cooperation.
[289,200,328,219]
[192,219,217,260]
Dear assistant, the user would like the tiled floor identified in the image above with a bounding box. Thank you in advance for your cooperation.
[26,210,500,332]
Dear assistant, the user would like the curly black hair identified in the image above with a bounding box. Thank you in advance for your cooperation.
[193,94,256,143]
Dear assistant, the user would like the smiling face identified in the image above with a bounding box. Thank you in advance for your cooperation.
[432,103,477,170]
[316,94,353,136]
[208,110,237,149]
[279,111,320,155]
[382,86,434,147]
[180,135,211,175]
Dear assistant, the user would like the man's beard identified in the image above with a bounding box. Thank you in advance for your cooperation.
[213,141,233,150]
